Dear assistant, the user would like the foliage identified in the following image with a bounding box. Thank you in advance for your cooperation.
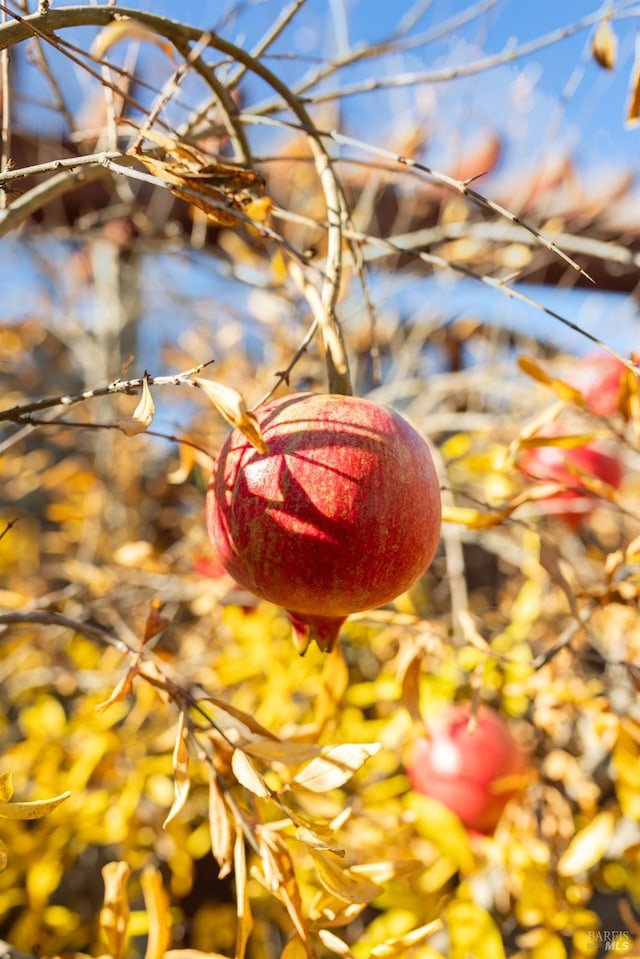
[1,3,640,959]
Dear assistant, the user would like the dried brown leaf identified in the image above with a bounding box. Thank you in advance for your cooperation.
[143,598,170,645]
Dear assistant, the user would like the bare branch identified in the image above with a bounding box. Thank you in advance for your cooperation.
[0,360,215,421]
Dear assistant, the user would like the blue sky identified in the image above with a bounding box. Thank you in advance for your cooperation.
[7,1,640,373]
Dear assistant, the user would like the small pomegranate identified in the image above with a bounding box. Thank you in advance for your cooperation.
[567,352,626,416]
[206,393,441,652]
[407,703,530,835]
[519,431,622,529]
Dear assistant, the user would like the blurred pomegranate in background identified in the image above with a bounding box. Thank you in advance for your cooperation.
[206,392,442,653]
[407,703,530,835]
[567,352,626,416]
[519,430,623,529]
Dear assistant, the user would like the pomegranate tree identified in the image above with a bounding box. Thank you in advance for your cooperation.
[407,703,530,835]
[206,392,441,652]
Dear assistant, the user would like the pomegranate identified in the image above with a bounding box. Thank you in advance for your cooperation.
[407,703,530,835]
[206,392,441,652]
[519,431,622,529]
[567,352,626,416]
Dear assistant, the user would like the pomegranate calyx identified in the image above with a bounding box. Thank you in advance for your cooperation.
[286,610,346,655]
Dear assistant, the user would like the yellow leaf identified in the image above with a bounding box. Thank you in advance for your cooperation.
[292,743,381,792]
[309,850,382,904]
[271,247,288,285]
[244,739,321,764]
[317,929,355,957]
[441,505,506,529]
[557,811,616,876]
[141,866,172,959]
[163,711,191,827]
[0,838,6,873]
[208,768,233,879]
[234,826,253,959]
[193,378,268,454]
[370,920,443,958]
[613,719,640,819]
[592,18,618,69]
[0,789,71,819]
[517,356,586,405]
[92,18,175,60]
[627,42,640,126]
[100,861,131,959]
[118,374,155,436]
[406,794,475,874]
[446,901,505,959]
[350,861,421,886]
[0,771,13,803]
[231,748,271,798]
[281,940,309,959]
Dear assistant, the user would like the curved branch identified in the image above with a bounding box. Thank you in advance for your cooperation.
[0,4,353,394]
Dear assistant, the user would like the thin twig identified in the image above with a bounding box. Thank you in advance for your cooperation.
[0,610,132,654]
[0,359,214,421]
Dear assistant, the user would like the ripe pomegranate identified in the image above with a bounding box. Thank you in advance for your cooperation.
[407,703,530,835]
[519,430,622,529]
[566,352,626,416]
[206,392,441,652]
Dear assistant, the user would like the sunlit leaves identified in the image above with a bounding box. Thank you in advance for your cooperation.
[0,771,70,821]
[99,861,131,959]
[292,743,381,792]
[592,18,618,70]
[163,711,191,827]
[557,811,616,877]
[192,377,268,453]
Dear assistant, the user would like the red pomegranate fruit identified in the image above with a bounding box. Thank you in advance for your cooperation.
[519,431,622,529]
[407,703,530,835]
[206,392,441,652]
[567,352,626,416]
